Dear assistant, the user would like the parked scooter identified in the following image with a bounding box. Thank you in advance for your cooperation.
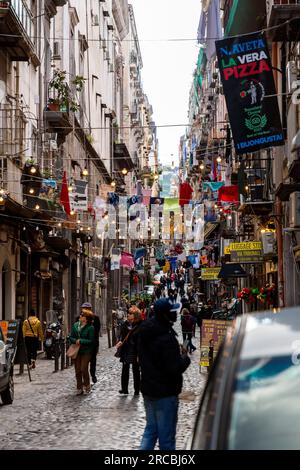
[44,310,62,359]
[211,298,241,321]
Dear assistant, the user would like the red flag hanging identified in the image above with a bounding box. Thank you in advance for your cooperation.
[179,181,193,207]
[120,252,135,269]
[60,171,71,215]
[218,185,239,203]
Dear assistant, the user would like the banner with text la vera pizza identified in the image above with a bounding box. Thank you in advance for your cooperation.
[216,33,284,154]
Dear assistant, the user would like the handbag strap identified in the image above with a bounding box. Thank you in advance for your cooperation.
[27,319,37,337]
[120,330,132,346]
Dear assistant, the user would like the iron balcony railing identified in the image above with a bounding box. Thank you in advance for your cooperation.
[9,0,35,46]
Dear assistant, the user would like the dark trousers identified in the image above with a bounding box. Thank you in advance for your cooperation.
[121,362,140,393]
[90,343,99,378]
[25,336,39,365]
[182,332,196,353]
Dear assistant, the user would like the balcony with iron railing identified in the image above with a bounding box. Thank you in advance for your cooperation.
[0,0,40,66]
[239,167,274,215]
[0,103,27,165]
[0,156,23,204]
[266,0,300,41]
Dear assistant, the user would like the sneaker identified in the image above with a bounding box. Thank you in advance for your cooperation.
[31,361,36,369]
[91,376,97,384]
[119,390,128,395]
[76,389,83,395]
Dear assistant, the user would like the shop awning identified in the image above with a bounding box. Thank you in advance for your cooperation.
[218,263,247,279]
[204,222,219,240]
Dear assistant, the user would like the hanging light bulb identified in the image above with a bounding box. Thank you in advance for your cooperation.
[23,226,26,231]
[57,223,62,228]
[200,163,205,170]
[111,181,116,188]
[80,227,84,231]
[68,184,73,192]
[30,166,37,174]
[77,219,81,224]
[121,168,128,176]
[35,204,40,210]
[29,188,35,195]
[70,210,75,216]
[36,226,39,231]
[217,156,222,163]
[87,226,91,231]
[82,168,89,177]
[0,188,5,195]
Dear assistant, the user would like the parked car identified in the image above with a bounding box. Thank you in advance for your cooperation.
[189,307,300,450]
[0,325,14,405]
[143,285,155,296]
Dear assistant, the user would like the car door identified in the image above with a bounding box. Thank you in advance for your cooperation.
[0,326,8,392]
[190,317,245,449]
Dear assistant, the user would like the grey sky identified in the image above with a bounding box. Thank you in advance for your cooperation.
[130,0,201,166]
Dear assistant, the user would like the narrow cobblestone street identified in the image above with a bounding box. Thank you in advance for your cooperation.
[0,322,206,450]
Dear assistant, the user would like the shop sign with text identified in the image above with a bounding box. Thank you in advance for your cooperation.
[216,33,284,154]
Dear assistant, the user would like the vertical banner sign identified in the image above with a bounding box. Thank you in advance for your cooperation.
[216,33,284,154]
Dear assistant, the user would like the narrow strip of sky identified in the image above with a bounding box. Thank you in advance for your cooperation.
[130,0,202,166]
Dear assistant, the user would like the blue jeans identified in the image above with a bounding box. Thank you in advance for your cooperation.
[139,396,179,450]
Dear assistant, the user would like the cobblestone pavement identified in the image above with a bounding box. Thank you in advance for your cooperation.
[0,319,207,450]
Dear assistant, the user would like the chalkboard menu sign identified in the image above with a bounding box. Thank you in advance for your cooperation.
[6,319,20,361]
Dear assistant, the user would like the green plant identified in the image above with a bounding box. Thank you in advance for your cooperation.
[49,69,85,113]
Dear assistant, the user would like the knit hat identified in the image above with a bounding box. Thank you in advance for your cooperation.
[81,302,92,309]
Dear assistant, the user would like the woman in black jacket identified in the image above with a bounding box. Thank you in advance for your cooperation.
[116,306,143,396]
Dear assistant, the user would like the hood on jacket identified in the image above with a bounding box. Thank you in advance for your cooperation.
[28,316,40,325]
[139,317,176,341]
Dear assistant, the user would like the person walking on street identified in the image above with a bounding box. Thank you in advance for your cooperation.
[138,298,191,450]
[116,306,143,396]
[22,309,44,369]
[78,302,101,384]
[69,307,95,395]
[180,308,196,353]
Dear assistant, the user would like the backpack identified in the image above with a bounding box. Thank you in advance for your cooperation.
[181,314,194,332]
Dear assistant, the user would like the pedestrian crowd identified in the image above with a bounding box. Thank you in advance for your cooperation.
[21,269,216,451]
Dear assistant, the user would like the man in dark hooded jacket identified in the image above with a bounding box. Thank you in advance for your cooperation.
[138,298,191,450]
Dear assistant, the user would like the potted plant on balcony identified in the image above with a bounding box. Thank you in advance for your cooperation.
[47,69,85,113]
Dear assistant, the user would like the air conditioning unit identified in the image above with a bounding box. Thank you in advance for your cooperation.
[261,232,275,254]
[286,61,297,94]
[290,192,300,228]
[88,267,96,282]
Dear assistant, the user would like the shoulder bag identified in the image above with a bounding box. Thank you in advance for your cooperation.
[66,342,80,360]
[114,331,131,358]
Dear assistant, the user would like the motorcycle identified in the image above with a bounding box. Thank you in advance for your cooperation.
[211,298,241,321]
[44,310,62,359]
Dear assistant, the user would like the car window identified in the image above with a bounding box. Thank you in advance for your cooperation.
[227,355,300,450]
